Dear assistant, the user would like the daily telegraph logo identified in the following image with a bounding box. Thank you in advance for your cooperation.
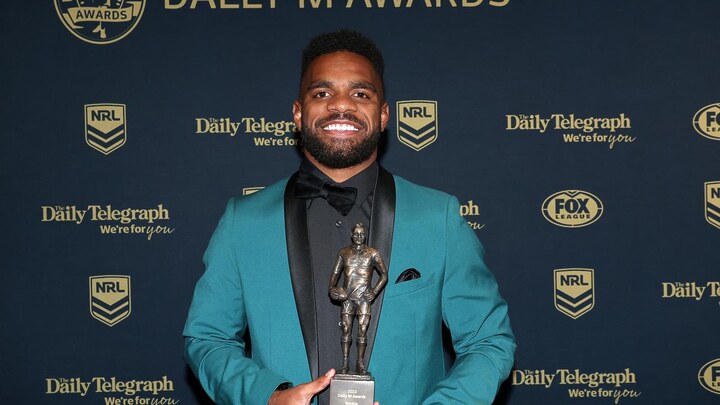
[542,190,603,228]
[195,117,299,147]
[46,375,177,402]
[699,358,720,395]
[513,368,641,403]
[662,281,720,302]
[396,100,438,151]
[506,113,635,149]
[85,104,126,154]
[693,103,720,141]
[89,276,131,326]
[41,204,175,240]
[554,269,594,319]
[55,1,145,45]
[706,181,720,229]
[460,200,484,231]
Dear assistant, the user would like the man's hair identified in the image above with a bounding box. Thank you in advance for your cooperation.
[300,29,385,92]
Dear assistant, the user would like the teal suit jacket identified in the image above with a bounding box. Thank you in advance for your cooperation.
[183,168,515,405]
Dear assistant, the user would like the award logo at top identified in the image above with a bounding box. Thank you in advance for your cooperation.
[54,0,146,45]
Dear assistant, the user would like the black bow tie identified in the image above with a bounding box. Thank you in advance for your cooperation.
[294,170,357,216]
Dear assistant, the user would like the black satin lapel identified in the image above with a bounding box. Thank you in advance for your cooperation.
[284,173,319,380]
[366,166,396,367]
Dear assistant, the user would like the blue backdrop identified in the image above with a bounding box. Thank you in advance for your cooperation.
[1,1,719,404]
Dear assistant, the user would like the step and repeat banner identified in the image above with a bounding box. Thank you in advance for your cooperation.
[1,1,719,404]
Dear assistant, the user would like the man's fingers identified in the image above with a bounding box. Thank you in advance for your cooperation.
[302,369,335,395]
[268,370,337,405]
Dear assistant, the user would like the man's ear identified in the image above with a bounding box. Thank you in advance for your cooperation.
[292,100,302,130]
[380,101,389,132]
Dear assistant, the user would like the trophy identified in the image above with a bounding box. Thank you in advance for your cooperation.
[328,223,388,405]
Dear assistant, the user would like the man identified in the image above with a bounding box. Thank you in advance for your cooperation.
[184,30,515,405]
[328,223,388,375]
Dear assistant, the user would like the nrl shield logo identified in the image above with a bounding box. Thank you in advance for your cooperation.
[706,181,720,229]
[85,104,126,155]
[89,275,131,326]
[397,100,438,151]
[54,0,146,45]
[554,268,594,319]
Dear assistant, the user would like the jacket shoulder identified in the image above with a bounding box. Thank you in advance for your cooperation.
[392,174,456,209]
[228,176,289,216]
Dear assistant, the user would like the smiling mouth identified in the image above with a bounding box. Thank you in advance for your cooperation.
[323,123,359,132]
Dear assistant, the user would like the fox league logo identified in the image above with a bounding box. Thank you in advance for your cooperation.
[54,0,146,45]
[396,100,438,151]
[542,190,603,228]
[693,103,720,141]
[85,104,126,154]
[698,358,720,395]
[89,275,131,326]
[554,268,594,319]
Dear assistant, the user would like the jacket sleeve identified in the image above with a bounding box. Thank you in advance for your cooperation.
[422,196,516,405]
[183,199,289,405]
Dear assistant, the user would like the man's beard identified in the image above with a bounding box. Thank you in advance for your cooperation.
[301,113,381,169]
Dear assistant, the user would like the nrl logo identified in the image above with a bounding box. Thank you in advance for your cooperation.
[89,275,131,326]
[85,104,126,154]
[554,268,594,319]
[706,181,720,230]
[54,0,145,45]
[396,100,438,151]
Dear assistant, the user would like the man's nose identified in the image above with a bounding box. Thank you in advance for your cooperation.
[327,94,357,113]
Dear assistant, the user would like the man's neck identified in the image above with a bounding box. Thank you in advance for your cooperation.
[303,150,378,183]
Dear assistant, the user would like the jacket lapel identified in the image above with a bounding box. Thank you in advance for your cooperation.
[284,172,319,380]
[366,166,396,367]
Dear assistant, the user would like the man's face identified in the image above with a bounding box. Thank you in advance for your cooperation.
[293,51,389,169]
[352,226,366,245]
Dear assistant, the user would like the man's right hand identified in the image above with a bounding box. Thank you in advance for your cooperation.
[267,369,335,405]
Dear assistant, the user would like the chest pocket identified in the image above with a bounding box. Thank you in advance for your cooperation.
[383,272,436,299]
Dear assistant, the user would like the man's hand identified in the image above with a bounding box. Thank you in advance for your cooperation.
[267,369,380,405]
[268,369,334,405]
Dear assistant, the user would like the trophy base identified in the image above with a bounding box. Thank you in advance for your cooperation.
[329,373,374,405]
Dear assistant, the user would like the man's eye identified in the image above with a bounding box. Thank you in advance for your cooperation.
[354,92,370,99]
[313,91,330,98]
